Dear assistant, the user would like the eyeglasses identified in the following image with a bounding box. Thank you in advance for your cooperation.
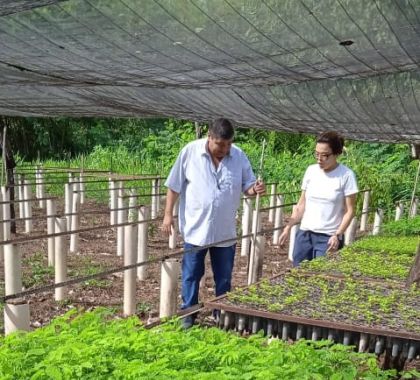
[313,152,333,160]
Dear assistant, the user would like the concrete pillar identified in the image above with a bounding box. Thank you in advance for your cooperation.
[4,300,30,335]
[18,174,24,219]
[159,259,180,318]
[288,222,299,262]
[240,197,252,257]
[123,224,138,316]
[54,217,68,301]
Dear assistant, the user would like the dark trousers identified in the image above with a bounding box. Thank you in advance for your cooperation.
[181,243,236,309]
[293,229,343,267]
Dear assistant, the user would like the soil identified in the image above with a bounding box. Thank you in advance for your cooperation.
[0,198,292,330]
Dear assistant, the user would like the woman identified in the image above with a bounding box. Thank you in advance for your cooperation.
[279,131,358,266]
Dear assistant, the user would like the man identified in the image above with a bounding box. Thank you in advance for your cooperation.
[162,118,265,328]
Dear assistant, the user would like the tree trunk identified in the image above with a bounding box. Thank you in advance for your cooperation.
[0,117,17,233]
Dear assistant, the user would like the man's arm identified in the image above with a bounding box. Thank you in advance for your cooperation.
[161,188,179,236]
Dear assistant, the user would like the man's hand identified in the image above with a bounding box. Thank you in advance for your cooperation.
[161,214,174,236]
[254,180,266,195]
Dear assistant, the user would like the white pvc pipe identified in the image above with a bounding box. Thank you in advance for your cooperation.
[47,199,56,266]
[156,178,161,213]
[117,186,126,256]
[247,235,265,285]
[4,243,22,295]
[38,168,45,209]
[54,217,68,301]
[272,195,284,245]
[137,206,149,280]
[18,174,24,219]
[79,174,85,204]
[35,166,40,199]
[372,208,384,236]
[4,301,30,335]
[395,202,404,221]
[123,224,138,316]
[169,198,179,249]
[159,259,180,318]
[268,184,276,223]
[344,217,358,246]
[0,191,3,259]
[288,223,299,262]
[23,179,33,233]
[240,196,252,257]
[1,186,10,242]
[410,197,418,218]
[151,179,158,219]
[128,188,137,222]
[109,179,117,226]
[70,192,81,254]
[360,191,370,231]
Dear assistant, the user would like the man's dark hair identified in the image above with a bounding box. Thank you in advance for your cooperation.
[209,118,234,140]
[317,131,344,155]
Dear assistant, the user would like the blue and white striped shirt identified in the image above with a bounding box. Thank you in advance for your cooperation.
[165,138,256,247]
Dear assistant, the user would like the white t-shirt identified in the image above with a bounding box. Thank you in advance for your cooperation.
[300,164,358,235]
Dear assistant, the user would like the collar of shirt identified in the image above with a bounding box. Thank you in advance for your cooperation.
[200,138,233,159]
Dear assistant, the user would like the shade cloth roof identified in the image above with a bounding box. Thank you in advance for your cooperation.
[0,0,420,143]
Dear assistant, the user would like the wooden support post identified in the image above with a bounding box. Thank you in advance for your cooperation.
[159,259,180,318]
[247,235,265,285]
[123,224,138,316]
[54,217,68,301]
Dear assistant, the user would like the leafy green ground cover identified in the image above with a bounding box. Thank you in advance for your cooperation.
[227,273,420,334]
[299,235,419,281]
[0,308,401,380]
[381,216,420,237]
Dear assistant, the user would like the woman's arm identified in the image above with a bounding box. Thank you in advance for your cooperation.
[278,191,306,246]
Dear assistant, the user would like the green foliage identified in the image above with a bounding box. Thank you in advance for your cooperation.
[0,308,397,379]
[351,236,419,255]
[381,216,420,237]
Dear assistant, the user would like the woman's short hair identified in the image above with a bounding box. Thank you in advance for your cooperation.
[317,131,344,155]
